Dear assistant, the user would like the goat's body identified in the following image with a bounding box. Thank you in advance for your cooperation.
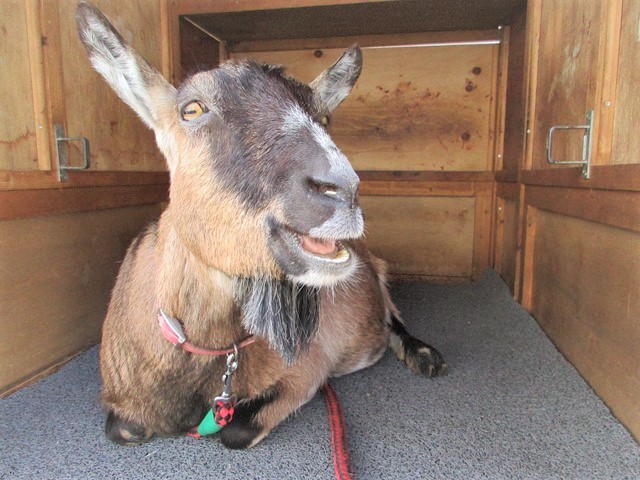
[101,214,392,442]
[77,2,446,449]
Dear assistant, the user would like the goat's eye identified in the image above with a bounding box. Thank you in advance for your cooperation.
[181,101,208,121]
[321,115,330,126]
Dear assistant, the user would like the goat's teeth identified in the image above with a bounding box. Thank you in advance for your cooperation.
[335,248,349,260]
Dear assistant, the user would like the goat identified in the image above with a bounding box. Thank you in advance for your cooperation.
[76,2,446,450]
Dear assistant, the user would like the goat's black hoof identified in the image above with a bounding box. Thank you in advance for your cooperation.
[403,337,448,378]
[105,411,153,446]
[219,418,265,450]
[219,411,266,450]
[219,393,275,449]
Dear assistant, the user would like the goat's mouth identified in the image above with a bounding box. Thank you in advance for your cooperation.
[266,217,357,286]
[296,234,350,262]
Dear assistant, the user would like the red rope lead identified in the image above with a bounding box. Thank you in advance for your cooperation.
[322,383,353,480]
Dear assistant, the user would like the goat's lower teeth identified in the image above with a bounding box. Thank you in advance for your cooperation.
[335,248,349,260]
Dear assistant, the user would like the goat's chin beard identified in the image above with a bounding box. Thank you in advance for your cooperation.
[235,277,320,364]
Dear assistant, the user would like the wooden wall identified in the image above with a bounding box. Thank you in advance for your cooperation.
[499,0,640,441]
[55,0,166,172]
[527,209,640,437]
[248,45,497,172]
[0,204,163,395]
[0,1,39,171]
[0,0,169,394]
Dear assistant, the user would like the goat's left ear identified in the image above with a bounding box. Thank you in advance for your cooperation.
[311,45,362,112]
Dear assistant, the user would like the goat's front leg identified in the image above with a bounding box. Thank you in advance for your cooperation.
[389,314,447,377]
[219,372,323,449]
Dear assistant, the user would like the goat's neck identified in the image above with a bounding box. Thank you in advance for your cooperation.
[155,214,244,347]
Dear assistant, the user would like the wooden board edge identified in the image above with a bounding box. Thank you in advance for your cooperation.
[25,0,52,170]
[0,170,170,191]
[230,30,502,53]
[522,164,640,192]
[388,273,471,284]
[525,185,640,233]
[472,194,492,280]
[0,184,169,221]
[0,343,96,398]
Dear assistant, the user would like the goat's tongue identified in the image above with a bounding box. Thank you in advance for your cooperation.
[300,235,338,257]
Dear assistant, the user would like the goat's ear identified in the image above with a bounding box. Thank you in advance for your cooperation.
[76,1,175,131]
[311,45,362,112]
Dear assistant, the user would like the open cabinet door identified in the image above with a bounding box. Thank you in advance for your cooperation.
[520,0,640,440]
[0,0,169,395]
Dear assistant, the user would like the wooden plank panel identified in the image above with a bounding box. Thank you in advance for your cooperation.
[611,0,640,165]
[522,163,640,192]
[525,185,640,233]
[0,205,163,394]
[239,44,497,171]
[0,170,169,191]
[25,0,52,170]
[0,1,39,171]
[495,197,518,292]
[501,8,526,176]
[55,1,166,172]
[361,196,475,278]
[231,30,502,54]
[360,180,492,197]
[358,171,494,183]
[472,193,493,279]
[181,0,524,39]
[0,184,168,220]
[530,210,640,440]
[530,0,604,170]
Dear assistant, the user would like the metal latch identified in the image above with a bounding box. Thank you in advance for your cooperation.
[546,109,594,179]
[54,124,90,181]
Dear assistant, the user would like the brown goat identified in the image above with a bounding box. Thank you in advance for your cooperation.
[76,2,446,449]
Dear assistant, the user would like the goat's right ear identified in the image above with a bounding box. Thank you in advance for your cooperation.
[76,1,175,131]
[311,45,362,112]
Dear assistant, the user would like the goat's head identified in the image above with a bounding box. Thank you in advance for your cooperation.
[77,3,364,288]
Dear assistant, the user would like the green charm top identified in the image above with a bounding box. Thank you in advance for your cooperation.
[197,408,222,436]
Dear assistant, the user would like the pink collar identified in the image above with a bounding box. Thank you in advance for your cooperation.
[157,309,256,356]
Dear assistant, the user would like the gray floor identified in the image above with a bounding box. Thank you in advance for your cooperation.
[1,269,639,480]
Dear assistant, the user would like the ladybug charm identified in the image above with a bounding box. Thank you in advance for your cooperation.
[213,347,238,426]
[213,397,236,426]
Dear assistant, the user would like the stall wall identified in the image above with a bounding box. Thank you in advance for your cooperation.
[495,0,640,440]
[0,0,169,394]
[0,205,162,395]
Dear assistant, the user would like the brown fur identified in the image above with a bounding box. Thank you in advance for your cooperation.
[77,1,445,449]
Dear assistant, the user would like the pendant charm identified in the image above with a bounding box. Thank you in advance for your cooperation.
[214,347,238,426]
[195,345,239,436]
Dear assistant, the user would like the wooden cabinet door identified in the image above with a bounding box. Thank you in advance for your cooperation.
[1,0,172,190]
[47,0,167,173]
[527,0,606,172]
[0,1,43,172]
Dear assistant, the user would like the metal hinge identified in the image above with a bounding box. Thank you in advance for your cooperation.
[54,124,90,181]
[546,110,594,179]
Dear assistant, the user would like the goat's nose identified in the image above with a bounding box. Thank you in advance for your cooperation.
[308,175,360,208]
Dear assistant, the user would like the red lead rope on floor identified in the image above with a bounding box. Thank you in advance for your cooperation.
[322,383,354,480]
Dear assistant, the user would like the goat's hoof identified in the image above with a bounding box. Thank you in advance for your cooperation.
[403,337,448,378]
[219,394,274,449]
[105,411,153,446]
